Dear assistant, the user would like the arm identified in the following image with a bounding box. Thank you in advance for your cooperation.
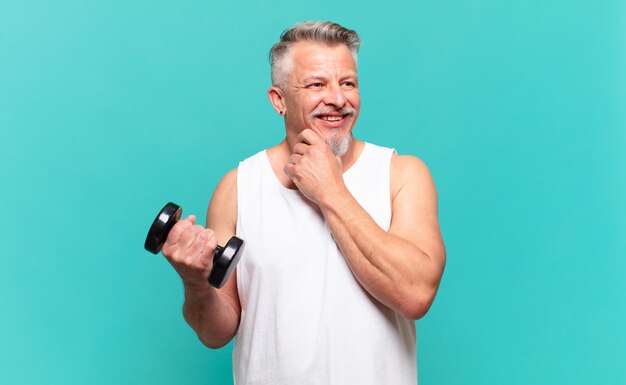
[161,169,241,348]
[285,131,446,320]
[319,154,445,320]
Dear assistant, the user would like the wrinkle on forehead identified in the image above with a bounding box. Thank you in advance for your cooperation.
[288,42,358,84]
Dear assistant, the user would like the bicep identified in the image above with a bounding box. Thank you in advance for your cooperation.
[389,156,446,264]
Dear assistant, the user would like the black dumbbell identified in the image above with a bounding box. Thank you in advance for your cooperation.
[144,202,244,288]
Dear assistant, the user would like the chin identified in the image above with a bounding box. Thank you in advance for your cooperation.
[325,132,353,157]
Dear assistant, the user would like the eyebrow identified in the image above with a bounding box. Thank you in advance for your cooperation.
[302,73,359,83]
[302,75,327,83]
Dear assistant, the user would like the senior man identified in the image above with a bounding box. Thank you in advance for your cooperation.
[161,21,446,384]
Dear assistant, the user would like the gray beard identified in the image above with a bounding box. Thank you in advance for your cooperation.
[325,131,353,157]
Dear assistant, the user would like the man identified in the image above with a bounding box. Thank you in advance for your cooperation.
[161,21,446,384]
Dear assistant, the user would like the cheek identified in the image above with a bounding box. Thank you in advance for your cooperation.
[307,94,325,109]
[347,92,360,108]
[289,95,321,113]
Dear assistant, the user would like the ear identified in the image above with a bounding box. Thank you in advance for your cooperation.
[268,86,286,116]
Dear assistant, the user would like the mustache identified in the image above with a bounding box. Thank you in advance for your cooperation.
[310,106,356,118]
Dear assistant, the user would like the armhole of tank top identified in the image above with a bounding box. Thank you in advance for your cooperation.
[235,158,247,302]
[236,159,245,232]
[385,147,396,231]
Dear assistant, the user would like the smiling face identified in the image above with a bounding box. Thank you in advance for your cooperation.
[270,41,361,156]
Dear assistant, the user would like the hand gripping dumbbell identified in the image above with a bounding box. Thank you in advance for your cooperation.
[144,202,244,288]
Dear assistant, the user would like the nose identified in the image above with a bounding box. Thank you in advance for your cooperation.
[322,83,347,108]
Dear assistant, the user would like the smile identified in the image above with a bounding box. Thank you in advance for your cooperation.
[317,114,349,121]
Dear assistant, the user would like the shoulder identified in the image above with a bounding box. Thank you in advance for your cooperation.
[216,168,238,191]
[390,153,433,186]
[389,153,437,204]
[211,168,238,203]
[207,168,238,234]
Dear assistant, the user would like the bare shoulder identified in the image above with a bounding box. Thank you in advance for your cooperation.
[391,153,431,175]
[207,168,238,242]
[390,153,437,202]
[212,168,238,200]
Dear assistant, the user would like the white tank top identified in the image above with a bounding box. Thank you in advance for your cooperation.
[234,142,417,385]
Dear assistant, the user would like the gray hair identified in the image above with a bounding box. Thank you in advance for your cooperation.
[269,21,361,88]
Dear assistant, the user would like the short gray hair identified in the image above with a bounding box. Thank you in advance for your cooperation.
[269,21,361,88]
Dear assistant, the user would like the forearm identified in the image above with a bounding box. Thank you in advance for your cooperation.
[319,190,442,320]
[182,283,239,349]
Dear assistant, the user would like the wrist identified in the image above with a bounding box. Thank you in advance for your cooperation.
[317,184,351,213]
[183,279,214,296]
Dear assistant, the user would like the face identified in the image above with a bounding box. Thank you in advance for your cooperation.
[275,42,360,156]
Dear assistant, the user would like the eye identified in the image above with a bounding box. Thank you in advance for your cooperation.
[308,82,324,88]
[342,81,357,89]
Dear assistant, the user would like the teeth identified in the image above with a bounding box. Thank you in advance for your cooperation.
[319,115,343,121]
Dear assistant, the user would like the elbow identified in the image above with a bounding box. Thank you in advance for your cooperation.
[198,333,234,350]
[399,298,432,321]
[201,340,227,350]
[400,250,446,320]
[398,285,438,321]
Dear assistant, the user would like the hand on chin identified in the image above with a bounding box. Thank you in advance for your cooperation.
[284,128,346,205]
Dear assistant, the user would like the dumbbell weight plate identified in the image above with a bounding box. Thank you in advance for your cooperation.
[210,236,245,288]
[145,202,182,254]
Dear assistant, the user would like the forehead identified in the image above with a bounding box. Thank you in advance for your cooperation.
[288,41,357,79]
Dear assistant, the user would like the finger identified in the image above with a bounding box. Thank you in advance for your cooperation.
[179,224,204,252]
[284,163,294,178]
[165,215,196,248]
[185,229,209,263]
[293,143,308,155]
[288,153,302,165]
[193,229,219,267]
[297,129,322,145]
[192,228,216,258]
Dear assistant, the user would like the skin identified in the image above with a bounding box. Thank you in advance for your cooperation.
[161,41,446,349]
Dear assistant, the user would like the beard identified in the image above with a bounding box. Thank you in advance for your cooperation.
[325,130,353,157]
[310,106,356,157]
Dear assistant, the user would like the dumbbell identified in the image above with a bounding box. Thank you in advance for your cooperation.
[144,202,244,288]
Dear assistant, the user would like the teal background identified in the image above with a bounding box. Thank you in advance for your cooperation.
[1,0,624,384]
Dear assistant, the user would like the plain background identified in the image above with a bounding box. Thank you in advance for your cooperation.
[1,0,625,384]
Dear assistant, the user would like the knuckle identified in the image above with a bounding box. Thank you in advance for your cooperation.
[167,223,184,239]
[199,248,215,262]
[183,225,200,239]
[170,250,186,264]
[180,225,192,236]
